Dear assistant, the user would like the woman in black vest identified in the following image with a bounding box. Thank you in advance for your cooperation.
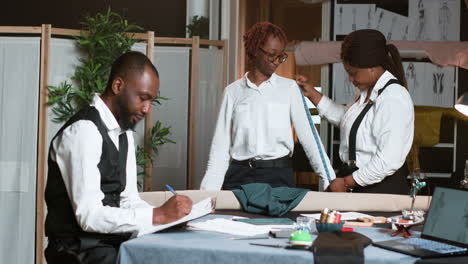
[297,29,414,194]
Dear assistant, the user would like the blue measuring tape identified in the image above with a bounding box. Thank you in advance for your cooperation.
[297,86,332,183]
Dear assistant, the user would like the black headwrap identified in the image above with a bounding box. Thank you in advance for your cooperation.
[341,29,389,68]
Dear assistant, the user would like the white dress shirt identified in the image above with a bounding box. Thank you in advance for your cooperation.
[317,71,414,187]
[200,73,336,190]
[50,94,154,234]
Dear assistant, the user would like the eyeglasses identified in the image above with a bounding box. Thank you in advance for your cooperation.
[258,48,288,63]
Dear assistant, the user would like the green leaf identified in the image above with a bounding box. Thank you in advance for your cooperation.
[50,8,175,190]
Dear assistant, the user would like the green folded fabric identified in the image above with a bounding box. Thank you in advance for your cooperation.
[232,183,308,217]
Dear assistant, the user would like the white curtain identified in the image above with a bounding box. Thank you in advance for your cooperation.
[0,37,40,264]
[0,35,225,264]
[42,38,83,259]
[47,38,83,141]
[131,44,191,191]
[151,47,190,190]
[133,45,223,190]
[193,48,224,188]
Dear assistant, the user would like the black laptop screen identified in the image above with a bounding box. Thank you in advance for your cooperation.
[422,187,468,247]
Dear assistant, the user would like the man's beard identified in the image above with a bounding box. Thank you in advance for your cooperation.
[117,96,138,131]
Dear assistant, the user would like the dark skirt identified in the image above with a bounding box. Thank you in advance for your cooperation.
[221,163,295,190]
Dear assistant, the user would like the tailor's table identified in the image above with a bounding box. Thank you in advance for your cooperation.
[118,214,422,264]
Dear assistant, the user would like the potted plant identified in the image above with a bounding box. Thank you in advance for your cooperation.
[186,15,209,39]
[48,9,174,191]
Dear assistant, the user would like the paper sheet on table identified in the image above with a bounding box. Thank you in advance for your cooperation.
[187,218,273,236]
[301,212,374,221]
[135,197,215,237]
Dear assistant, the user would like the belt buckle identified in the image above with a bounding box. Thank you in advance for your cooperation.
[248,159,254,168]
[347,160,356,169]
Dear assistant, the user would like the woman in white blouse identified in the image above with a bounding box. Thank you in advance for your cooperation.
[297,29,414,194]
[200,22,335,191]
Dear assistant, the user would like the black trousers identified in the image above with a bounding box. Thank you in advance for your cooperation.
[336,163,410,195]
[45,235,127,264]
[221,163,295,190]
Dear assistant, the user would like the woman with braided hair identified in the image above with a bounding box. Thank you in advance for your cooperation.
[297,29,414,194]
[200,22,335,191]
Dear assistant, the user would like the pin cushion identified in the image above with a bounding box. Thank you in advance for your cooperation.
[289,230,312,246]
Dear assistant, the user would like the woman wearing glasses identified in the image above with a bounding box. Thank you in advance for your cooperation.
[200,22,335,190]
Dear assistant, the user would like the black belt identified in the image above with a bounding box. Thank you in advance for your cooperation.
[231,156,292,168]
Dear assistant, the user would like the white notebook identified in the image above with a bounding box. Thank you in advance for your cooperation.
[135,197,215,237]
[187,218,272,236]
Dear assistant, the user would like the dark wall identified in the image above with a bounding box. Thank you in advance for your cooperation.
[0,0,187,37]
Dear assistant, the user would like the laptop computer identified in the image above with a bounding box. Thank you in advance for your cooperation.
[373,186,468,258]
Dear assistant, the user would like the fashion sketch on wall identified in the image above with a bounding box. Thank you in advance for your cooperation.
[409,0,460,41]
[416,0,427,40]
[424,64,455,108]
[332,63,355,104]
[333,3,376,37]
[371,8,408,41]
[403,62,454,108]
[432,66,445,105]
[403,62,422,100]
[439,1,451,40]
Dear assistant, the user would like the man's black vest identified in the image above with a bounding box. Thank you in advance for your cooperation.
[45,106,128,238]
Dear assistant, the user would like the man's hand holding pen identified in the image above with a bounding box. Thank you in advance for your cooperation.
[152,186,192,224]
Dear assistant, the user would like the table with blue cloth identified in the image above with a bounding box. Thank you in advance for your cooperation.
[118,214,421,264]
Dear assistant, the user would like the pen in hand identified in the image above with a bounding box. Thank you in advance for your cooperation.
[165,184,177,196]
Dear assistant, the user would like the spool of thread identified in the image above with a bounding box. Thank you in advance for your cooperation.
[334,212,342,224]
[326,211,336,223]
[320,208,330,223]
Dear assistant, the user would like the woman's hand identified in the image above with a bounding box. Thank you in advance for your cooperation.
[328,178,347,192]
[295,75,322,105]
[295,75,314,97]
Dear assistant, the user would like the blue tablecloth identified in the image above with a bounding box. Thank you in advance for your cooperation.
[118,215,419,264]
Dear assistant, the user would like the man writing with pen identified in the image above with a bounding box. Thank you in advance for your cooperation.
[44,51,193,264]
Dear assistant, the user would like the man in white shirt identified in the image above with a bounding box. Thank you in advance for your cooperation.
[200,22,335,191]
[44,51,192,264]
